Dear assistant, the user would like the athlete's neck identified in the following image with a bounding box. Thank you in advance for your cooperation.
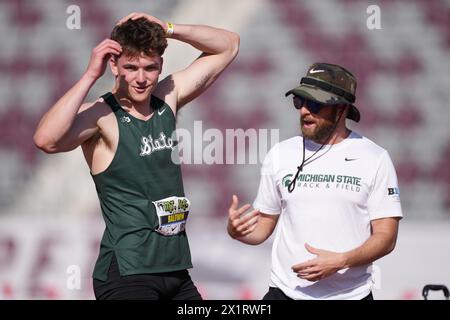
[111,89,153,116]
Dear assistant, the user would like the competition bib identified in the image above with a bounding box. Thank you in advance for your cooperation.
[152,196,190,236]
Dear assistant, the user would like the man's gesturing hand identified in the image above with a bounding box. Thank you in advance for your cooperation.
[291,243,347,282]
[227,195,260,239]
[84,39,122,81]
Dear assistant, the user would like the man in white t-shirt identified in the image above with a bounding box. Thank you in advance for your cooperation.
[227,63,402,300]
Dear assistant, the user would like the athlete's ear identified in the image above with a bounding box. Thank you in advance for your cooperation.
[110,55,119,77]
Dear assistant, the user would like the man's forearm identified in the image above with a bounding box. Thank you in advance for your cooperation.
[342,232,396,268]
[34,74,96,149]
[229,221,272,246]
[170,24,239,55]
[232,228,266,246]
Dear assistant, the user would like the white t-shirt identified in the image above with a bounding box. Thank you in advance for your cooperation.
[253,132,403,300]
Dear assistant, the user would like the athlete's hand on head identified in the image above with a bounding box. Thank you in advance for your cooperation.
[84,39,122,81]
[117,12,167,32]
[291,243,347,282]
[227,195,260,239]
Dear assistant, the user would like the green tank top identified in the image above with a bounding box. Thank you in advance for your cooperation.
[91,92,192,281]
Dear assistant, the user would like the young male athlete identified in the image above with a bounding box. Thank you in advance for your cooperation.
[34,13,239,300]
[227,63,402,300]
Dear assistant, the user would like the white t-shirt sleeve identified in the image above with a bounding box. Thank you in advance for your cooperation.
[367,150,403,220]
[252,146,281,215]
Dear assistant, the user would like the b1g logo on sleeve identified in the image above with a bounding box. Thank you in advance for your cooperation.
[152,196,190,236]
[387,187,400,201]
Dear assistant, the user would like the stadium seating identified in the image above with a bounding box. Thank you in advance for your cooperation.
[0,0,448,299]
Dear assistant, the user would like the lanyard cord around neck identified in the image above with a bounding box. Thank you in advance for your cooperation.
[287,110,345,193]
[287,138,326,193]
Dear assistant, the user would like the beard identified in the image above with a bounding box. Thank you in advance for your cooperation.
[301,108,339,143]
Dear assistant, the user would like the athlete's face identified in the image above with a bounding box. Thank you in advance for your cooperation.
[294,96,343,144]
[111,53,162,103]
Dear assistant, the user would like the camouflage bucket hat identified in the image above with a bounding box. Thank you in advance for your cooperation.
[285,62,360,122]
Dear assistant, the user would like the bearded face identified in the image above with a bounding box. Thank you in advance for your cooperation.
[294,96,345,144]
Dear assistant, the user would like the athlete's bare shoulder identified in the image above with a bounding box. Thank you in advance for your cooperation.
[78,97,111,116]
[78,98,116,131]
[80,98,118,172]
[78,98,115,145]
[153,75,178,115]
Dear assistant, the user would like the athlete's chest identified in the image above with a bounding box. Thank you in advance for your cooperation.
[118,115,175,160]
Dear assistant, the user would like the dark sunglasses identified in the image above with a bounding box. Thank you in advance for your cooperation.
[293,96,325,114]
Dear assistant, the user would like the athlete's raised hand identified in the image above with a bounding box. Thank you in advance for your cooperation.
[227,195,260,239]
[117,12,167,32]
[84,39,122,81]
